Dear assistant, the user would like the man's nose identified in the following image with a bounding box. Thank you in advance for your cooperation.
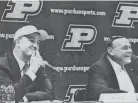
[128,48,132,53]
[33,42,39,50]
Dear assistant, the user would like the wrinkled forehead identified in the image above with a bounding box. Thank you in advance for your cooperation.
[112,38,130,48]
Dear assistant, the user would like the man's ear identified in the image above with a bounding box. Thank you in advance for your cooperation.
[16,36,23,44]
[15,39,20,45]
[107,47,114,56]
[14,38,21,48]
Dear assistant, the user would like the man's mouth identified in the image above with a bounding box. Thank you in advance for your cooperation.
[124,55,131,58]
[125,55,130,57]
[30,47,36,51]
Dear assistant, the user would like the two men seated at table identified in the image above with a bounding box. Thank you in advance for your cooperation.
[87,36,138,100]
[0,25,53,103]
[1,26,138,102]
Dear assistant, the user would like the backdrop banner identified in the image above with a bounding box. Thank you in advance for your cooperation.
[0,1,138,101]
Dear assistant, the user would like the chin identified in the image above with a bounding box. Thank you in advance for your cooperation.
[124,59,131,64]
[26,51,33,56]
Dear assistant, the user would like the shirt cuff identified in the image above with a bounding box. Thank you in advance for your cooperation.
[25,70,37,81]
[23,96,28,103]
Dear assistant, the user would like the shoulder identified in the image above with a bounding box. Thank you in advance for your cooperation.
[89,60,104,72]
[89,52,109,74]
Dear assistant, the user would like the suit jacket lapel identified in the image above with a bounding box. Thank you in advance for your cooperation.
[7,52,21,83]
[101,52,120,89]
[125,66,137,90]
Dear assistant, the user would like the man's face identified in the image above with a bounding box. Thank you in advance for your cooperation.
[17,32,40,57]
[111,38,132,65]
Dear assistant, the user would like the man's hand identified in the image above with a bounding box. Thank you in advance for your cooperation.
[29,50,43,74]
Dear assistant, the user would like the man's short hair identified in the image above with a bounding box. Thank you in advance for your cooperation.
[106,36,125,48]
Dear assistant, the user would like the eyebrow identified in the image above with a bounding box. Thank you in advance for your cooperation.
[121,45,131,49]
[24,35,35,39]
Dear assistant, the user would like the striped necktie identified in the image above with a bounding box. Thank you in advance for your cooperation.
[22,63,29,76]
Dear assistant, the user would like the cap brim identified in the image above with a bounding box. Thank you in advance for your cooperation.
[37,30,48,41]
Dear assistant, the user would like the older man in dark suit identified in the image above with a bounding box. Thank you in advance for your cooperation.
[0,25,53,103]
[87,36,138,100]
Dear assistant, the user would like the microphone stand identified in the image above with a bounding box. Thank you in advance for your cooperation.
[44,62,62,101]
[51,69,62,101]
[51,69,56,100]
[44,64,56,100]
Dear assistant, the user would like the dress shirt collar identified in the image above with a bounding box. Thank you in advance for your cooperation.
[107,55,124,74]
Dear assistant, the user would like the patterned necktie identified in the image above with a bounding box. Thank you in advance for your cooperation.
[22,63,29,76]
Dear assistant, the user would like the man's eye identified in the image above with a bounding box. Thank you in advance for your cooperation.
[29,39,40,45]
[30,39,35,43]
[122,46,131,50]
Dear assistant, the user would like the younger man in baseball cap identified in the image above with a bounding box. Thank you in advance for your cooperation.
[0,25,53,103]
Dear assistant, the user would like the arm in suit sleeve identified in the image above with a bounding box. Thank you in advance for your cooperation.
[14,74,34,102]
[13,67,53,102]
[0,67,53,102]
[87,65,126,101]
[0,67,32,103]
[0,66,32,103]
[24,67,53,102]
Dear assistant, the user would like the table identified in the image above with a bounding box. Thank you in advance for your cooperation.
[20,100,63,103]
[20,100,103,103]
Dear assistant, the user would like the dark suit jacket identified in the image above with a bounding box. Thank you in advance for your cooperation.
[0,52,53,102]
[87,52,138,100]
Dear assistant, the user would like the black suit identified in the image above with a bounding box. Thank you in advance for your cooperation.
[0,52,53,102]
[87,52,138,100]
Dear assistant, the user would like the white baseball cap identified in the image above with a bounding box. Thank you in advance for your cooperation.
[14,25,48,41]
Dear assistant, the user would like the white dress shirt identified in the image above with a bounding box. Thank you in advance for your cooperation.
[107,56,135,93]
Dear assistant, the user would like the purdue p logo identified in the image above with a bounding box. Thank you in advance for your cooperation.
[61,24,97,51]
[1,0,43,22]
[112,2,138,28]
[64,85,86,102]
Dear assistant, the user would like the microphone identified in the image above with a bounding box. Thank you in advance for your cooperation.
[43,61,55,70]
[42,61,62,75]
[32,50,61,75]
